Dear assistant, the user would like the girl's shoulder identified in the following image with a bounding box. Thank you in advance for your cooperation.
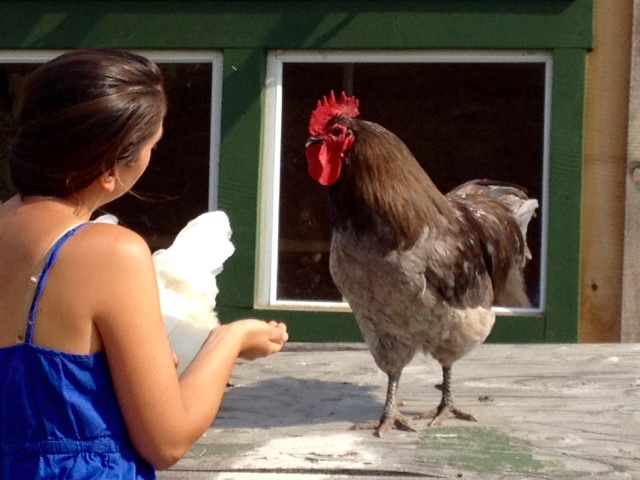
[62,222,160,324]
[78,222,151,255]
[62,222,155,279]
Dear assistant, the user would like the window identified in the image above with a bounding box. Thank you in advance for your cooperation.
[0,50,222,251]
[258,50,551,314]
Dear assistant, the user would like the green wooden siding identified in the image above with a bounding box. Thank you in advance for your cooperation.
[0,1,592,50]
[0,0,593,342]
[544,48,586,343]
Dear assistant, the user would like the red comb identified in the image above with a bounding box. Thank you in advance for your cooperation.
[309,91,360,136]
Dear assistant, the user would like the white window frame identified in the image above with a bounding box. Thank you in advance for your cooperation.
[0,49,223,210]
[257,50,552,315]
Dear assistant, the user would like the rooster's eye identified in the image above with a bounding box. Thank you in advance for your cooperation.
[331,126,343,136]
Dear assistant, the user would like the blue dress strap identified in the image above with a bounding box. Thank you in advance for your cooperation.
[23,223,89,344]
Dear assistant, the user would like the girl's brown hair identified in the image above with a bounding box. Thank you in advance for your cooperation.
[8,48,167,197]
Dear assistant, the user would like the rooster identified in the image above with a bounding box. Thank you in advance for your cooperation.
[304,92,538,436]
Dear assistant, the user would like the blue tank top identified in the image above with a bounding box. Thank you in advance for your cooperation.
[0,224,156,479]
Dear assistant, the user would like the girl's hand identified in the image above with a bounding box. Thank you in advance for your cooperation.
[227,319,288,360]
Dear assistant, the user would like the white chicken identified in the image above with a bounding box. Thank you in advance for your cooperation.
[94,211,235,374]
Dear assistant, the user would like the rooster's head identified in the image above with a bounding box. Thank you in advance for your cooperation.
[305,91,360,186]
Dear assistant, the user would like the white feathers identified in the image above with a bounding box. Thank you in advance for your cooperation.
[93,211,235,374]
[514,199,539,257]
[92,213,119,225]
[153,211,235,373]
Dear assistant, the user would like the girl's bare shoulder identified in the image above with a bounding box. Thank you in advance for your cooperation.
[62,222,160,321]
[66,222,154,274]
[80,222,150,251]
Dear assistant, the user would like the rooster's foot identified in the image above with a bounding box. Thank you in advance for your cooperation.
[417,403,478,427]
[351,410,415,437]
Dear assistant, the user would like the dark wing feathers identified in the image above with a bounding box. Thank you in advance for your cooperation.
[421,180,532,308]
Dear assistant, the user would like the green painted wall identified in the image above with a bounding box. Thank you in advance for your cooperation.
[0,1,592,50]
[0,0,593,342]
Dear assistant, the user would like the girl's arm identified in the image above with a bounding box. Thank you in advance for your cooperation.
[87,224,287,469]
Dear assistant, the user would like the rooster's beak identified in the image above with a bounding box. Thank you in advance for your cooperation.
[306,136,321,148]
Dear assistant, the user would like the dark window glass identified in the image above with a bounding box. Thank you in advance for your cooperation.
[0,61,213,252]
[277,62,545,307]
[102,62,212,251]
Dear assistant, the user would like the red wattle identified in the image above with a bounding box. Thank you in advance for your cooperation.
[306,143,342,186]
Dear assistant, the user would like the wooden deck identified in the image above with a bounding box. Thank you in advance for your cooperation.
[158,343,640,479]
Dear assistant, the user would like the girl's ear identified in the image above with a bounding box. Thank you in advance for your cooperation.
[98,168,118,192]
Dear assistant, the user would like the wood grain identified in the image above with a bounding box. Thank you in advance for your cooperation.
[158,343,640,479]
[622,0,640,342]
[582,0,632,342]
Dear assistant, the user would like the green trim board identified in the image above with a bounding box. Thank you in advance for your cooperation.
[0,1,592,50]
[0,1,592,342]
[217,306,546,344]
[217,48,266,307]
[544,48,586,343]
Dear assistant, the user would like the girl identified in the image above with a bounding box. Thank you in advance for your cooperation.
[0,49,288,478]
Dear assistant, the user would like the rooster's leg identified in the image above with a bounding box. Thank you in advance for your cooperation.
[352,373,415,437]
[419,366,478,427]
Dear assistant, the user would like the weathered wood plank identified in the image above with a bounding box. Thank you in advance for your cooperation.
[158,343,640,479]
[622,0,640,342]
[581,0,631,342]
